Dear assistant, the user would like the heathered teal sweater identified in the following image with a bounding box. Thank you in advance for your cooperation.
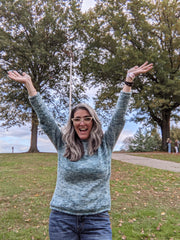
[29,91,131,215]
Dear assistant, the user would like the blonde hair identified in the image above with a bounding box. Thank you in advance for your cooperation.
[62,103,103,161]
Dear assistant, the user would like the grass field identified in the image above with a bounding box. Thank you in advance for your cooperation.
[0,153,179,240]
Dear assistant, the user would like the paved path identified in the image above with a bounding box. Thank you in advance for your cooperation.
[112,153,180,172]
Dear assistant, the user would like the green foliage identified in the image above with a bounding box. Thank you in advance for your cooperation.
[80,0,180,150]
[0,0,87,151]
[170,125,180,141]
[125,127,161,152]
[0,0,87,127]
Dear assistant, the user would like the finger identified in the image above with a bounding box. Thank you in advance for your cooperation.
[8,71,21,78]
[141,64,153,73]
[12,71,22,77]
[142,63,153,71]
[139,61,148,68]
[133,63,153,76]
[8,71,16,78]
[140,63,153,71]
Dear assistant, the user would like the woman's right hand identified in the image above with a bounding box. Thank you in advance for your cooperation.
[8,71,37,96]
[8,71,32,85]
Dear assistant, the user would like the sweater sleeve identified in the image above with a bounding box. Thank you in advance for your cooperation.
[29,93,63,150]
[104,91,131,151]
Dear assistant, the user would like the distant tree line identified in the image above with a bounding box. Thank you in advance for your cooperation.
[123,125,180,152]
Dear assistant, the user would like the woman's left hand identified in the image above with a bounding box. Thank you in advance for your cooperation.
[123,61,153,92]
[128,61,153,77]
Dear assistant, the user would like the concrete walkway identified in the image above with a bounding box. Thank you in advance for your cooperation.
[112,153,180,173]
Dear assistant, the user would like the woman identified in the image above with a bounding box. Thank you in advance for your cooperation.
[8,61,153,240]
[174,139,179,154]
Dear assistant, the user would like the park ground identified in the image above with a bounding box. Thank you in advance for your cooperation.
[0,152,179,240]
[112,152,180,172]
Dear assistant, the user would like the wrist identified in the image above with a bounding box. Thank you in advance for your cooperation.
[122,84,131,92]
[124,81,133,87]
[28,89,37,97]
[25,81,37,96]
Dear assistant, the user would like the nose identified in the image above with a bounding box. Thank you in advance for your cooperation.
[79,119,85,124]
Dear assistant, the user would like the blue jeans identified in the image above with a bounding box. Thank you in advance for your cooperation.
[168,143,171,153]
[49,210,112,240]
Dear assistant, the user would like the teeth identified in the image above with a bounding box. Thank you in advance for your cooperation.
[79,128,87,131]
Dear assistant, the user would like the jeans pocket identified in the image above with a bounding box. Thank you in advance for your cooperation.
[93,211,109,218]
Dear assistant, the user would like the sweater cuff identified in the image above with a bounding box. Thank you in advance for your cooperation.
[28,92,40,99]
[121,90,132,96]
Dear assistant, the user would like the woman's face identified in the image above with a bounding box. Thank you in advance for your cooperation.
[72,109,93,140]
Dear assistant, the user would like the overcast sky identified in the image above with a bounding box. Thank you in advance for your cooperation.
[0,0,141,154]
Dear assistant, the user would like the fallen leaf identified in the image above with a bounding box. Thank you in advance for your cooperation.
[34,193,39,197]
[118,219,123,227]
[25,219,31,222]
[128,218,136,223]
[156,223,162,231]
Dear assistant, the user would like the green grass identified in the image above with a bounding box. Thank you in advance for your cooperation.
[0,153,179,240]
[127,152,180,163]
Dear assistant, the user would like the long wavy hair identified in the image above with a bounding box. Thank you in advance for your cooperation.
[62,103,103,161]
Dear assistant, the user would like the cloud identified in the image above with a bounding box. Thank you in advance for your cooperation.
[0,125,30,138]
[0,125,56,153]
[37,135,56,152]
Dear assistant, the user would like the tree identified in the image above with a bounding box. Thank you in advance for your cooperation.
[80,0,180,150]
[0,0,86,152]
[123,127,161,152]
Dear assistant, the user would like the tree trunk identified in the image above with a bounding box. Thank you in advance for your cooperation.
[160,110,171,151]
[28,109,39,153]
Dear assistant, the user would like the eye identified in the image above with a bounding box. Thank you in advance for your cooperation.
[84,117,92,122]
[73,118,81,122]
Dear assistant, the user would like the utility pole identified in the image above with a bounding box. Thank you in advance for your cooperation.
[69,50,73,114]
[63,46,74,114]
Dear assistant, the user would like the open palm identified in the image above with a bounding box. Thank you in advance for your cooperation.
[8,71,31,84]
[128,61,153,76]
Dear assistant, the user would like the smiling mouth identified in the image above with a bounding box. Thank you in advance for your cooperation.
[79,128,88,132]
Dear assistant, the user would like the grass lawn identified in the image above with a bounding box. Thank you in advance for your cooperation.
[0,153,179,240]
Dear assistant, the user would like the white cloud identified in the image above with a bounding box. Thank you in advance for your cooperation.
[37,135,56,152]
[0,125,56,153]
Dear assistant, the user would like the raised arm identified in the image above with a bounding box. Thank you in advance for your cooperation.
[8,71,37,97]
[104,61,153,150]
[8,71,63,150]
